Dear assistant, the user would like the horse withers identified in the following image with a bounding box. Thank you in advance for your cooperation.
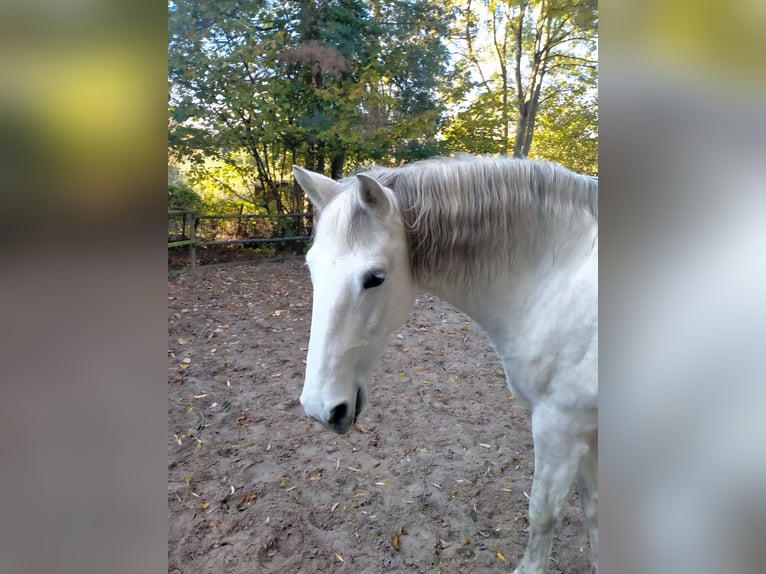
[293,155,598,574]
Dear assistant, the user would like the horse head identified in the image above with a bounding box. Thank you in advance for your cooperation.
[293,166,417,433]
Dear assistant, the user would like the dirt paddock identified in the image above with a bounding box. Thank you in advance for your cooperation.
[168,259,589,573]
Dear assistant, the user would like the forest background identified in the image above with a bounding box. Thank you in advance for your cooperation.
[168,0,597,218]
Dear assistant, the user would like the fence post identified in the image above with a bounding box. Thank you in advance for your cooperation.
[189,212,197,277]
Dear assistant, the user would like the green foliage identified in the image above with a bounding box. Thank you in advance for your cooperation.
[530,83,598,176]
[441,91,507,155]
[445,0,597,162]
[168,0,599,214]
[168,182,203,212]
[169,0,454,213]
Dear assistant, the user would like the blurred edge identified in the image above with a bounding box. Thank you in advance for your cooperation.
[0,0,166,236]
[0,1,168,574]
[601,1,766,574]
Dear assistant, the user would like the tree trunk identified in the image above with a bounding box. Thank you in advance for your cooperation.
[491,3,510,155]
[330,152,345,180]
[512,1,527,157]
[316,150,325,176]
[513,101,530,157]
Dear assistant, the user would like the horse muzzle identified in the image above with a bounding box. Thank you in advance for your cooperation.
[300,385,366,434]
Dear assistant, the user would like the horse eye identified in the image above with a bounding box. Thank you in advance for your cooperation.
[362,271,386,289]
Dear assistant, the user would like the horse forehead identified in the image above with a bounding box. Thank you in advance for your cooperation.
[308,223,366,270]
[314,199,386,255]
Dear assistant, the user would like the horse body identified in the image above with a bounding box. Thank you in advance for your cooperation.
[294,155,598,574]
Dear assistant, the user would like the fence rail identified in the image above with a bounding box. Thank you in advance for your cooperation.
[168,210,314,272]
[196,212,312,220]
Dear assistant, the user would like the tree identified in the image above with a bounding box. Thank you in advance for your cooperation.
[448,0,597,157]
[169,0,597,216]
[529,75,597,175]
[510,0,597,157]
[169,0,454,217]
[168,0,289,211]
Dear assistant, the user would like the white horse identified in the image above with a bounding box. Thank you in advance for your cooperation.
[293,155,598,574]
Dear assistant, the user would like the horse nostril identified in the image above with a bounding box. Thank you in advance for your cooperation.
[327,403,348,426]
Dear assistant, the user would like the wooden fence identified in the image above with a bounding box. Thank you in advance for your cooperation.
[168,210,314,272]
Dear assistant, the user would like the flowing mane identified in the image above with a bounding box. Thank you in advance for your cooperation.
[340,155,598,287]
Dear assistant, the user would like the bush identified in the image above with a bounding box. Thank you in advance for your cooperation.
[168,183,204,212]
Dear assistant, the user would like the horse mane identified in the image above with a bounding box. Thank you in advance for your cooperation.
[342,155,598,287]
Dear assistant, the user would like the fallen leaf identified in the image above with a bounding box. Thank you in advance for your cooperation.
[309,476,321,481]
[236,492,257,510]
[393,526,404,551]
[201,502,210,510]
[497,551,507,562]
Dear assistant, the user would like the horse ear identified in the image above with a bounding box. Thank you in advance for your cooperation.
[356,174,393,218]
[293,166,337,209]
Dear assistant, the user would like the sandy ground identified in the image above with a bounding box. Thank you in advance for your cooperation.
[168,259,589,573]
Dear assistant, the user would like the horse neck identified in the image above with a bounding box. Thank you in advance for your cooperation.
[420,223,598,359]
